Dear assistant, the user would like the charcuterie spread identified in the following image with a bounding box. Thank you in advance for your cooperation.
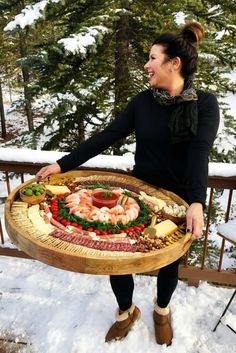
[5,171,192,274]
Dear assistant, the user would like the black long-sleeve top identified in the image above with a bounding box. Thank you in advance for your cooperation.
[57,89,219,205]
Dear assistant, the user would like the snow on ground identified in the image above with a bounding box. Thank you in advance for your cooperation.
[0,256,235,353]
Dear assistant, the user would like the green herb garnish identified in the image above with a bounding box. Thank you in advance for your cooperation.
[103,191,112,198]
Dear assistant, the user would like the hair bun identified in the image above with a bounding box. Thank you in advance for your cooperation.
[181,22,204,46]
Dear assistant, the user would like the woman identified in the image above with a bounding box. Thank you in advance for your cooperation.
[36,22,219,346]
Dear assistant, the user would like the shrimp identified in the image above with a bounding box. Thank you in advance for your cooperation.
[65,201,80,209]
[109,205,124,214]
[116,214,130,224]
[74,206,92,219]
[109,213,118,224]
[126,207,139,220]
[89,208,100,221]
[77,189,92,202]
[65,193,81,203]
[97,211,111,222]
[62,188,140,224]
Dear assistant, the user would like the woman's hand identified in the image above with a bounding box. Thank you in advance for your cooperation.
[186,202,204,240]
[36,162,61,180]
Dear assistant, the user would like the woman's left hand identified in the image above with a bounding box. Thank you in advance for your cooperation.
[186,202,204,240]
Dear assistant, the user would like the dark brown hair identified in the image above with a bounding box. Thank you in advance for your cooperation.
[152,22,204,78]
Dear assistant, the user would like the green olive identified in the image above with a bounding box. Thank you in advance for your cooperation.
[25,189,33,196]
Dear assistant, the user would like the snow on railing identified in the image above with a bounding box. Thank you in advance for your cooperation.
[0,147,134,172]
[0,147,236,176]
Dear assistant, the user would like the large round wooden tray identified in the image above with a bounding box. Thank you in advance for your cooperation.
[5,170,192,275]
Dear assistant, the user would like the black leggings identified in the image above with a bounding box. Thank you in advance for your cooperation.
[110,259,180,311]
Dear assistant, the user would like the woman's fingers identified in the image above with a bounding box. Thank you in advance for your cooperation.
[191,223,203,240]
[36,163,61,180]
[186,202,204,240]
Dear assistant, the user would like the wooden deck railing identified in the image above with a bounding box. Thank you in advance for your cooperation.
[0,159,235,286]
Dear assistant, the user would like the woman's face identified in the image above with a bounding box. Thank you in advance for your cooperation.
[144,44,174,89]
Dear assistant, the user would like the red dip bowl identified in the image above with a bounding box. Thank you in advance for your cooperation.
[92,190,119,209]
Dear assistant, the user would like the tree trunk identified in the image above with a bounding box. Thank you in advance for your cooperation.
[18,30,34,132]
[17,1,34,132]
[75,106,85,146]
[0,80,6,139]
[112,1,131,155]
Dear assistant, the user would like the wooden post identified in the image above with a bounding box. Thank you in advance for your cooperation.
[201,188,214,269]
[0,219,4,244]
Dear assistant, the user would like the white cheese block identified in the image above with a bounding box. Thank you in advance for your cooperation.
[45,185,71,195]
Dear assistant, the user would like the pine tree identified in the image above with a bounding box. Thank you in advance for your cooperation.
[3,0,236,160]
[0,0,37,132]
[0,0,22,137]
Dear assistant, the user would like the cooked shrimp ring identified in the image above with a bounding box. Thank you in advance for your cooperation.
[64,189,140,224]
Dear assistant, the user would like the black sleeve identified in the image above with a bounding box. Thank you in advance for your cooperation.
[185,93,220,205]
[57,98,135,172]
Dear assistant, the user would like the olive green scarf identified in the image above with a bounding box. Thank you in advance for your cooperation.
[152,79,198,143]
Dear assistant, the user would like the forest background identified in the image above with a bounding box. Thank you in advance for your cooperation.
[0,0,236,267]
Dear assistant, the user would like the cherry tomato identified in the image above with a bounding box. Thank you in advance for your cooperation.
[94,229,101,235]
[52,212,58,218]
[134,226,141,231]
[56,216,62,222]
[61,219,71,226]
[87,227,94,232]
[139,223,145,229]
[128,227,134,232]
[77,225,83,230]
[120,229,125,233]
[71,222,78,227]
[101,230,107,235]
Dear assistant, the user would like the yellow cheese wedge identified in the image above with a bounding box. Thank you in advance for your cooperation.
[144,219,178,238]
[45,185,71,195]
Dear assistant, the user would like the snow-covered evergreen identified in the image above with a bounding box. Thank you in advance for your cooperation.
[3,0,236,158]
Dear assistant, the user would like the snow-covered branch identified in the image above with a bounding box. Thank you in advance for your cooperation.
[58,26,109,57]
[4,0,61,31]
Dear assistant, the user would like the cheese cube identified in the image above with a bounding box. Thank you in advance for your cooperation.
[144,219,178,238]
[45,185,71,195]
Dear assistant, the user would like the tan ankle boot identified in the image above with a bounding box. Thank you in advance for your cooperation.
[153,304,173,346]
[105,304,141,342]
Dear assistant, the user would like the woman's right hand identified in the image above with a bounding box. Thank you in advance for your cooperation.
[36,162,61,180]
